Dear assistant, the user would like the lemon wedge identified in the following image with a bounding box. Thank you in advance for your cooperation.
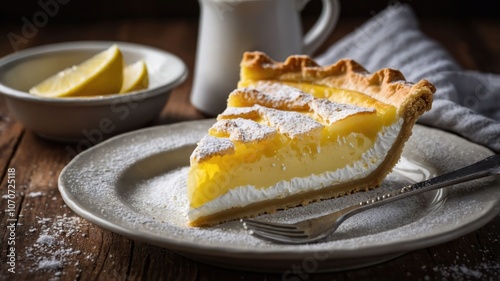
[29,45,124,98]
[120,59,149,93]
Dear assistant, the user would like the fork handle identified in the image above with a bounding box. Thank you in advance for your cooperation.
[342,154,500,218]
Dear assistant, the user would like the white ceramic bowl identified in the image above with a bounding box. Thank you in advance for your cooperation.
[0,41,188,142]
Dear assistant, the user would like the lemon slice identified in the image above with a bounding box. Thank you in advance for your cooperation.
[120,59,149,93]
[29,45,124,98]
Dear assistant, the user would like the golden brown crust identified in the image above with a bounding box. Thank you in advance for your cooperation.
[240,51,435,122]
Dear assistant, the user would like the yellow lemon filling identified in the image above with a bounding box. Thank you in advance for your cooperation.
[188,82,397,210]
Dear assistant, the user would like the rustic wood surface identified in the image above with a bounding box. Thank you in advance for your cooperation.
[0,17,499,280]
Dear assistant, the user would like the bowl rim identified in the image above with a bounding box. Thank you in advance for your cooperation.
[0,41,188,106]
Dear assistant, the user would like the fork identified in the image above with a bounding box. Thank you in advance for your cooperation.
[241,154,500,244]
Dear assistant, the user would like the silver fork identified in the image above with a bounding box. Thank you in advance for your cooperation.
[241,154,500,244]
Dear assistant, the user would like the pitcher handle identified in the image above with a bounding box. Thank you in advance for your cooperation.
[301,0,340,55]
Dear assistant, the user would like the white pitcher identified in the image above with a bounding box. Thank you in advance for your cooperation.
[191,0,340,115]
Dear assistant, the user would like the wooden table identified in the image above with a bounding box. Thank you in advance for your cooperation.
[1,17,499,280]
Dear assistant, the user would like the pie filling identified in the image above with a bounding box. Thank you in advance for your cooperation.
[188,81,400,223]
[188,118,402,222]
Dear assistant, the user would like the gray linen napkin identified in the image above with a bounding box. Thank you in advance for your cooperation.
[315,4,500,153]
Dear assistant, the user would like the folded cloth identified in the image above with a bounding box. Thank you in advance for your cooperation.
[316,4,500,153]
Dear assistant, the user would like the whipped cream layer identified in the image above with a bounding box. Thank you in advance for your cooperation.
[188,118,404,221]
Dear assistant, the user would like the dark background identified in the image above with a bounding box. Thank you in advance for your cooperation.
[1,0,499,23]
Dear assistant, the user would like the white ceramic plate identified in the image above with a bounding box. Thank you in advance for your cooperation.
[58,120,500,272]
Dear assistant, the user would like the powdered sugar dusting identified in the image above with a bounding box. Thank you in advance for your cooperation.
[28,191,44,198]
[219,104,323,138]
[430,263,495,280]
[218,106,260,119]
[260,106,323,138]
[25,214,87,278]
[310,98,374,125]
[210,118,276,143]
[36,234,56,246]
[191,135,234,162]
[122,167,190,226]
[59,120,498,272]
[231,85,312,109]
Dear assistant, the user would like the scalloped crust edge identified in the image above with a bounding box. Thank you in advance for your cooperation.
[240,51,436,123]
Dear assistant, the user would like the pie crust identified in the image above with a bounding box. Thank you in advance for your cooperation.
[188,52,435,226]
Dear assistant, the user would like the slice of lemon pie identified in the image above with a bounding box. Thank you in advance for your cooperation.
[187,52,435,226]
